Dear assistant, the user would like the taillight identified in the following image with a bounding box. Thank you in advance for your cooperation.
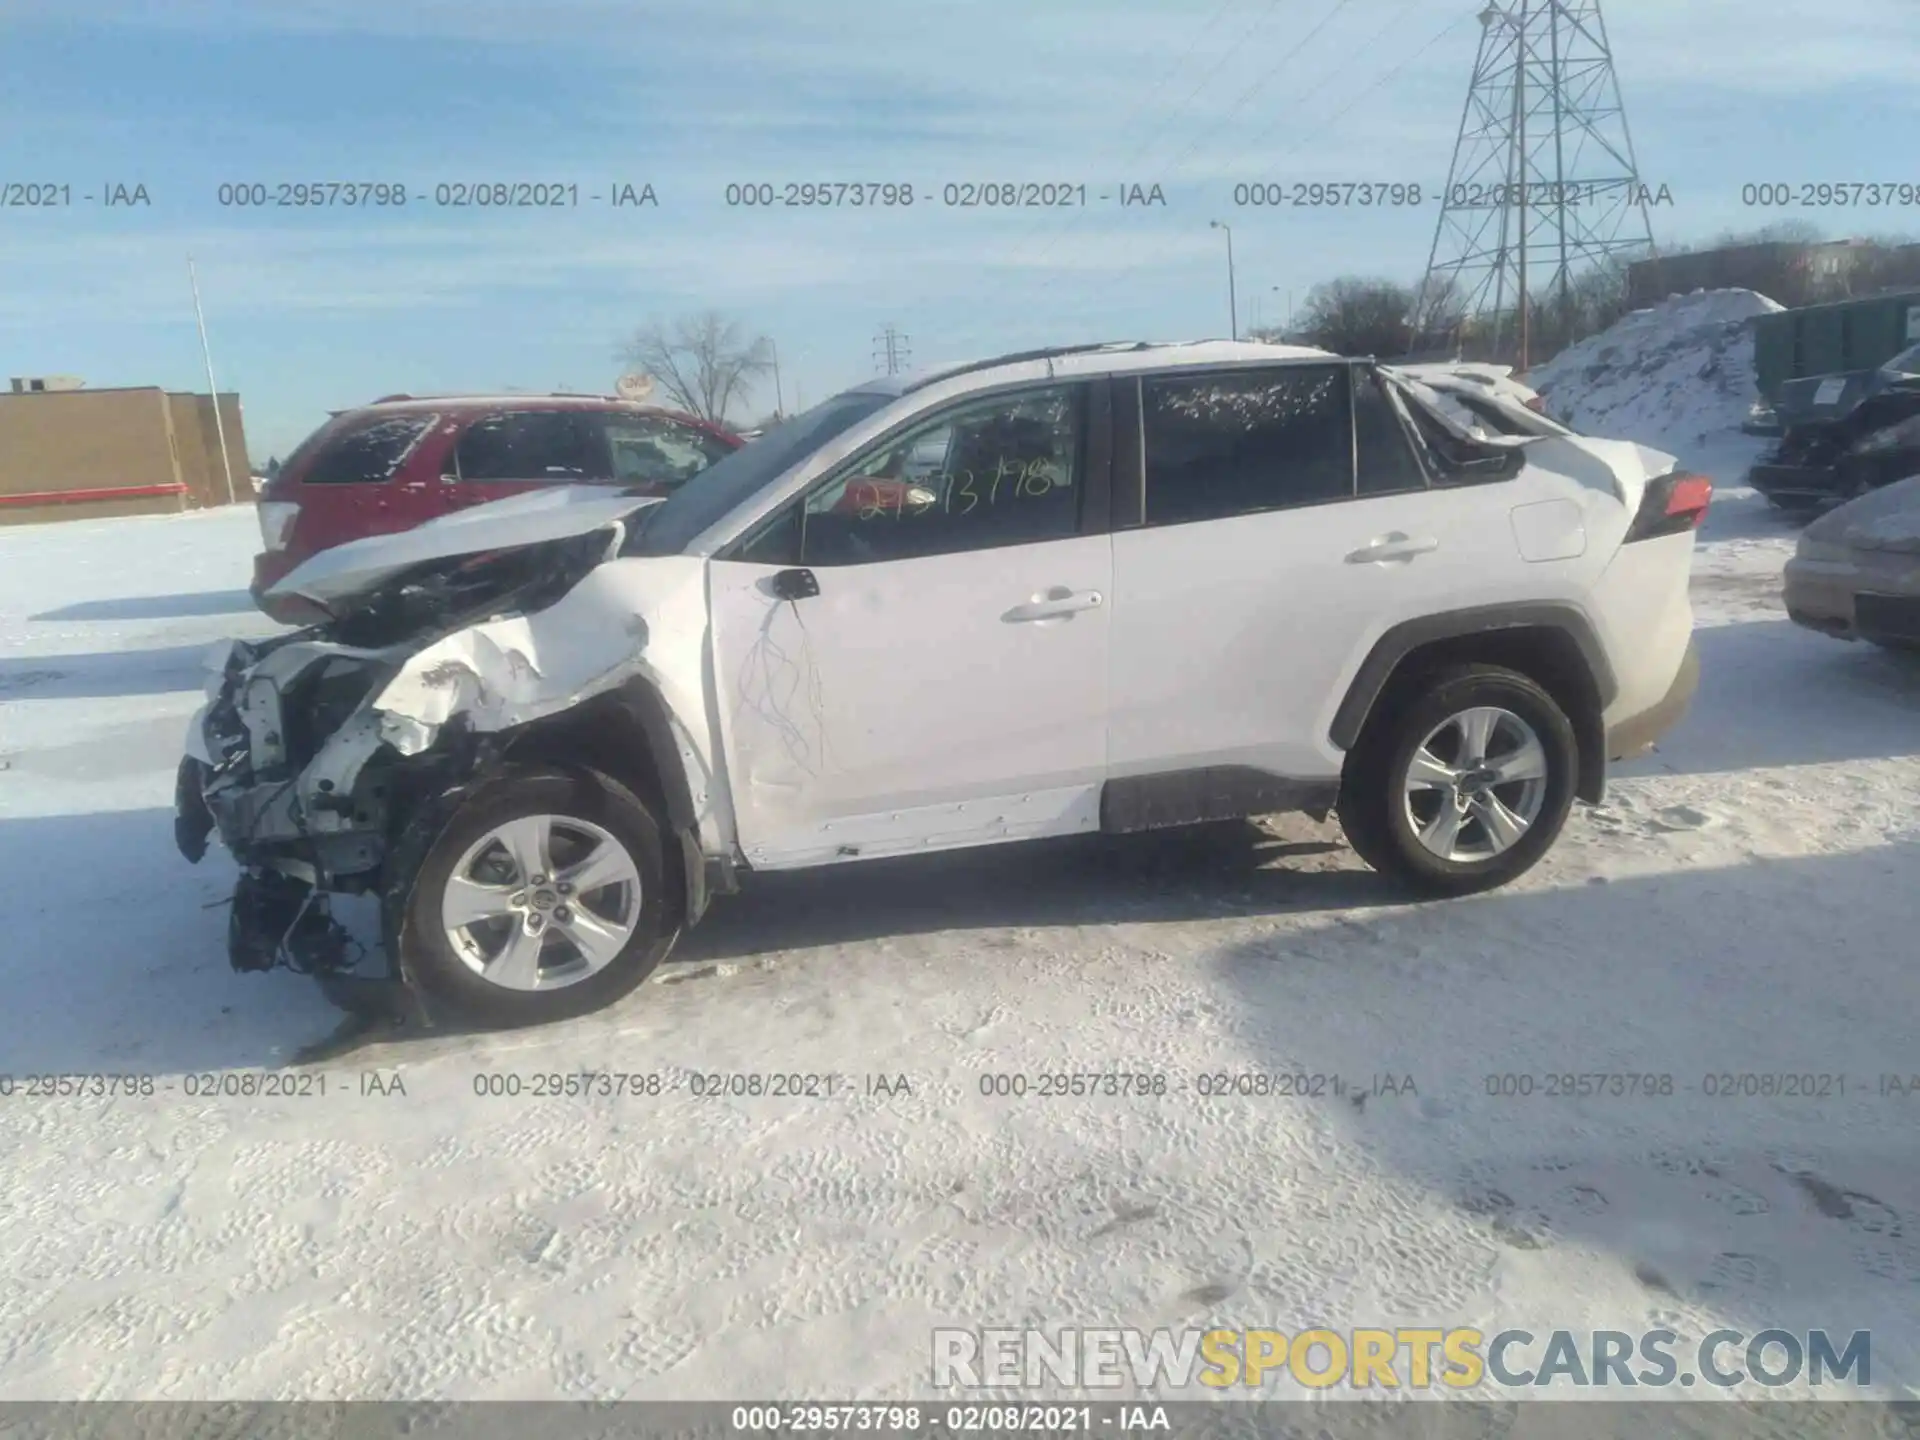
[1624,470,1713,542]
[258,501,301,551]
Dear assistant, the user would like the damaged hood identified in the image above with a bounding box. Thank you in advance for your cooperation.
[266,485,664,611]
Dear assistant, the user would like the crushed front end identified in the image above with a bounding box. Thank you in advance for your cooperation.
[175,522,635,1020]
[176,629,447,1014]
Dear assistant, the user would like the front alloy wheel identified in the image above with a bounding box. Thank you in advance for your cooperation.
[397,764,677,1026]
[441,814,644,992]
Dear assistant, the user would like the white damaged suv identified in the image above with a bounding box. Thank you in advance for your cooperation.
[177,341,1708,1027]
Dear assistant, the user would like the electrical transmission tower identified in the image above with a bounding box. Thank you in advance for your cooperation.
[1414,0,1657,367]
[873,324,911,376]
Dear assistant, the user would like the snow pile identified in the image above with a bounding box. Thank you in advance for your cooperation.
[1528,288,1784,454]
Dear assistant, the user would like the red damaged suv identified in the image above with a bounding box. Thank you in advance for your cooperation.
[252,394,742,623]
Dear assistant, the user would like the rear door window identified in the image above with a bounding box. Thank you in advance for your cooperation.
[1141,364,1354,526]
[452,410,609,483]
[299,415,438,485]
[601,416,732,489]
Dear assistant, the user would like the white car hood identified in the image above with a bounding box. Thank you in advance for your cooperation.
[267,486,665,610]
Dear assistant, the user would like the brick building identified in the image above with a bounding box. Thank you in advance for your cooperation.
[0,384,250,526]
[1628,239,1920,310]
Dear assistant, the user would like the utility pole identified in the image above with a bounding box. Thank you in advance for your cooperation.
[1209,220,1238,340]
[1414,0,1656,366]
[1513,2,1529,366]
[187,257,240,506]
[872,324,912,376]
[769,338,786,418]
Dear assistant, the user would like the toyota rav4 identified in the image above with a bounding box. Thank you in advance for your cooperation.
[176,341,1707,1028]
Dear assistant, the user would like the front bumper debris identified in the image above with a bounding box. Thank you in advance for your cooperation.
[175,755,215,863]
[228,869,352,974]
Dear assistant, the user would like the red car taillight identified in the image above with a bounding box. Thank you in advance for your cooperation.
[258,501,301,551]
[1665,473,1714,525]
[1625,471,1713,542]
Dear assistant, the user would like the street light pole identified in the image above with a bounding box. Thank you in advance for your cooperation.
[769,338,786,419]
[1209,220,1238,340]
[187,257,239,507]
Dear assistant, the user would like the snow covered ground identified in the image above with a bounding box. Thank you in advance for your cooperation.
[3,375,1919,1406]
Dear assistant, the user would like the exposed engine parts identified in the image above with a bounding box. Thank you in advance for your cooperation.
[227,869,357,976]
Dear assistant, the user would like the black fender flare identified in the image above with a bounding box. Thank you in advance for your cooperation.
[496,677,723,925]
[1329,603,1617,801]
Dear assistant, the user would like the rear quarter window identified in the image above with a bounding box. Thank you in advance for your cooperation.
[604,417,733,489]
[298,415,438,485]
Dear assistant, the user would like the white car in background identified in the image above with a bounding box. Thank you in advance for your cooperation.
[178,340,1709,1028]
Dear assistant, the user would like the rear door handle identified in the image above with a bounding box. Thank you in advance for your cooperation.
[1002,587,1104,623]
[1345,532,1438,564]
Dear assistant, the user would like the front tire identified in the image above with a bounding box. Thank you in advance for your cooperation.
[1338,664,1579,898]
[395,764,678,1027]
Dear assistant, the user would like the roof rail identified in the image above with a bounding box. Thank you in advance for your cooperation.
[369,393,414,404]
[899,341,1158,393]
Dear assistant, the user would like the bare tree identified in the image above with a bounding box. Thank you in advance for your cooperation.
[1294,277,1417,358]
[618,311,773,426]
[1408,274,1470,352]
[1848,231,1920,296]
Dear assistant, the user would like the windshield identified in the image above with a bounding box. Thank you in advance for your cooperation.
[627,390,898,555]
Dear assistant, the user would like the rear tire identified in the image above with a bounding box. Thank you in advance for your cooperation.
[394,764,678,1027]
[1338,664,1579,898]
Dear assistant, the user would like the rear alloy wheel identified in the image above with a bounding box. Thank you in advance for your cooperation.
[1339,665,1578,897]
[1401,706,1550,864]
[398,765,677,1026]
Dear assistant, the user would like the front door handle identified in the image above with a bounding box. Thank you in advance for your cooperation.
[1002,587,1104,623]
[1345,532,1439,565]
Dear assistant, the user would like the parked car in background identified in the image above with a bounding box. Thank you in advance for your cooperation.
[251,394,741,622]
[180,339,1708,1028]
[1748,343,1920,514]
[1783,472,1920,652]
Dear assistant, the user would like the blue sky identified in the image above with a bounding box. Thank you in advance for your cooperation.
[4,0,1918,460]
